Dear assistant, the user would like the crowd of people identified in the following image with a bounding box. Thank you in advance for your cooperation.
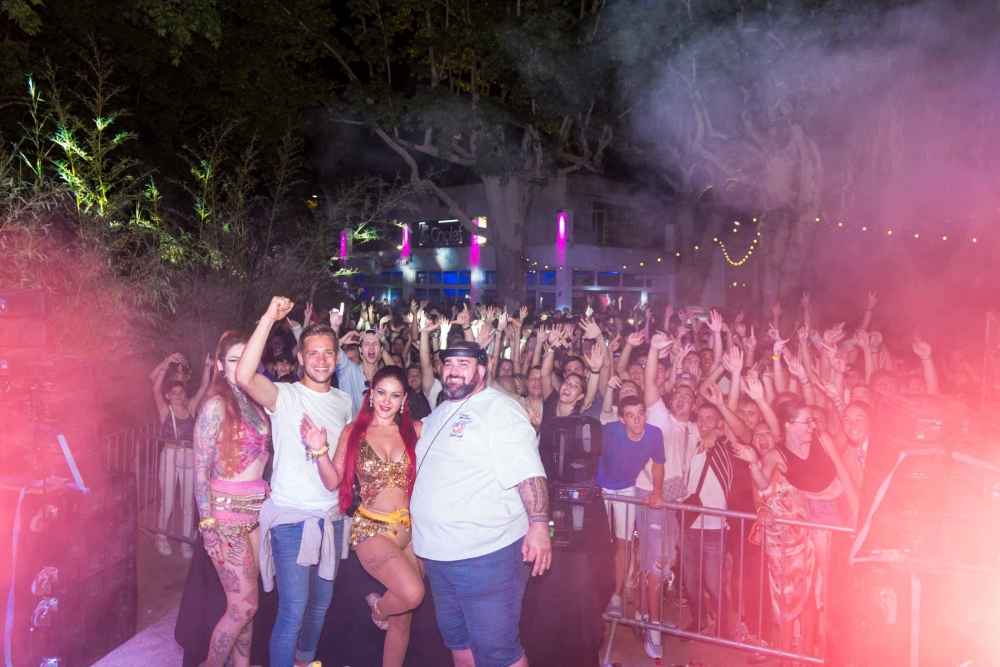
[151,288,977,666]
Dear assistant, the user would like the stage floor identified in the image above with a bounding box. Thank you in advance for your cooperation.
[94,532,749,667]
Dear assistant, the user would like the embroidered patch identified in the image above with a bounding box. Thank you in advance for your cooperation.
[450,413,473,438]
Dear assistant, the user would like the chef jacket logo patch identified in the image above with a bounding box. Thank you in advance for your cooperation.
[450,414,473,438]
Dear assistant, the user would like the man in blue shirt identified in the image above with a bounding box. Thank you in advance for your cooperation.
[596,395,665,659]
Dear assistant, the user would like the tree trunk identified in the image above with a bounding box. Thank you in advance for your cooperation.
[675,201,725,305]
[482,174,533,312]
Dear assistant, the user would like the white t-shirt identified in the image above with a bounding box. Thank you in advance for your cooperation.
[266,382,353,513]
[686,447,732,530]
[427,377,442,409]
[641,400,699,491]
[410,387,546,561]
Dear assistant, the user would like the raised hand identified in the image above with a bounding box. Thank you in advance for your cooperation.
[746,326,758,351]
[580,317,602,340]
[867,290,878,311]
[721,345,744,374]
[475,322,495,348]
[766,324,781,343]
[649,331,674,353]
[772,336,790,359]
[265,296,295,321]
[586,339,606,373]
[797,325,809,343]
[744,374,764,401]
[854,328,870,349]
[786,355,807,380]
[300,413,328,454]
[455,305,471,328]
[519,305,528,322]
[735,308,745,324]
[771,300,783,319]
[699,381,724,406]
[823,323,846,348]
[497,308,509,333]
[912,334,932,360]
[304,301,315,325]
[707,309,724,333]
[607,375,623,392]
[734,322,747,338]
[801,292,810,310]
[626,330,646,347]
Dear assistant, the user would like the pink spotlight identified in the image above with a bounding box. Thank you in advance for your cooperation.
[556,211,566,270]
[470,218,481,302]
[557,211,566,242]
[339,230,347,262]
[401,224,411,259]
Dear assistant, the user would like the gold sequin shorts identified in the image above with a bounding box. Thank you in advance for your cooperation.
[210,478,266,539]
[350,505,411,549]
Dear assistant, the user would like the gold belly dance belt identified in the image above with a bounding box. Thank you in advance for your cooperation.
[350,505,411,549]
[210,478,266,539]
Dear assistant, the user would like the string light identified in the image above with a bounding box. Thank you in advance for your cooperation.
[716,220,762,266]
[914,233,919,238]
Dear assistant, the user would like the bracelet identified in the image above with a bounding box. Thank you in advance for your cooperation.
[308,446,330,458]
[198,517,216,531]
[462,326,471,331]
[772,356,780,361]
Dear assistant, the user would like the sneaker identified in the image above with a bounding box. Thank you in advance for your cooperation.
[180,543,194,559]
[155,534,172,556]
[631,611,647,642]
[605,594,623,618]
[643,629,663,660]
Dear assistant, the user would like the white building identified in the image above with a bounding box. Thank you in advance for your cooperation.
[353,173,734,310]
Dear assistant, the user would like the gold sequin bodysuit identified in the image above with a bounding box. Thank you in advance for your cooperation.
[357,440,412,506]
[350,440,413,548]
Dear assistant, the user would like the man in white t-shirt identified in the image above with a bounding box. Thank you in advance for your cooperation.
[236,296,353,667]
[410,341,551,667]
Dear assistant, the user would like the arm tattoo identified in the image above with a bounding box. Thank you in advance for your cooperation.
[517,476,550,524]
[194,397,224,522]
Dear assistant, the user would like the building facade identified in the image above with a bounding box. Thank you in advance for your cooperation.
[351,173,736,310]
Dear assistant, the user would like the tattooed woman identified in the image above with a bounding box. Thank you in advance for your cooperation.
[301,365,423,667]
[194,331,271,667]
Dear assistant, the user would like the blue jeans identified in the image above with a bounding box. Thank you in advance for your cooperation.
[269,519,344,666]
[681,528,726,634]
[423,538,532,667]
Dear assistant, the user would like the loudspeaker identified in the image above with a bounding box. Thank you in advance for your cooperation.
[0,474,137,667]
[538,416,602,484]
[856,434,1000,571]
[830,562,1000,667]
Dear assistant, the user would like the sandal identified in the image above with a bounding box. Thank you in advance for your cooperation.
[365,593,389,631]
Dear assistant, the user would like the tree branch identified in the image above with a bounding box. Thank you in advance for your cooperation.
[372,127,489,241]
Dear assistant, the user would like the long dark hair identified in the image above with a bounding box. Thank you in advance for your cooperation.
[338,366,418,513]
[208,330,250,477]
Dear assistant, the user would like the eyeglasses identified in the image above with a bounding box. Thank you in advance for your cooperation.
[790,418,816,426]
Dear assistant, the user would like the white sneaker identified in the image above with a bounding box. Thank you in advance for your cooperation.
[180,543,194,559]
[155,534,172,556]
[643,629,663,660]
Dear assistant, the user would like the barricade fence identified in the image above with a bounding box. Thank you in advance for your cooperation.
[105,421,197,545]
[599,492,854,666]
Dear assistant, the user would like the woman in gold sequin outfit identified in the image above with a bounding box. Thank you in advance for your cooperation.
[193,331,272,667]
[304,365,424,667]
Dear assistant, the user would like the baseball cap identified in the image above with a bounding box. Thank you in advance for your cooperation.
[675,373,698,391]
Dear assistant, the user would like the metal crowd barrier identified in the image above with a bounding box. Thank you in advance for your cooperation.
[599,492,854,666]
[105,422,197,545]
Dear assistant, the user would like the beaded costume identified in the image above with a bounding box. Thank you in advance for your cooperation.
[209,403,271,538]
[350,440,413,548]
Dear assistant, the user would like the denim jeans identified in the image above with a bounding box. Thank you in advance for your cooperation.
[269,518,344,666]
[423,538,532,667]
[681,528,726,634]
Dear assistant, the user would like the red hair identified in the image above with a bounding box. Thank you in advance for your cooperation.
[208,330,250,477]
[338,365,418,514]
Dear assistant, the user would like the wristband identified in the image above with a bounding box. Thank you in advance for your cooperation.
[308,446,330,458]
[198,517,216,531]
[462,326,471,331]
[772,356,780,361]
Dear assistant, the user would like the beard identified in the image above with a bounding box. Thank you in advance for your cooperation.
[443,373,480,400]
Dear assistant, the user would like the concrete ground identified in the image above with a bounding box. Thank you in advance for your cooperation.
[93,532,188,667]
[92,536,757,667]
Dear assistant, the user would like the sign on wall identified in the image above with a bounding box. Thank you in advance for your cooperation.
[417,219,470,247]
